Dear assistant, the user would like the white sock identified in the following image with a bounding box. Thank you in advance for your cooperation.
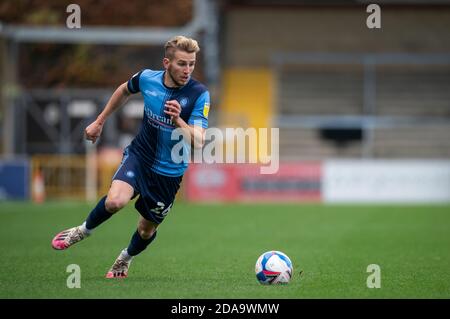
[120,248,133,262]
[79,221,92,235]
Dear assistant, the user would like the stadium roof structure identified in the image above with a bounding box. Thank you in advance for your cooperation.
[0,0,211,44]
[225,0,450,5]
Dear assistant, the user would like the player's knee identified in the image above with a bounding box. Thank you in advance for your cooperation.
[105,196,128,213]
[138,226,157,240]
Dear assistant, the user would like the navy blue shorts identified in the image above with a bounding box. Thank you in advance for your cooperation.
[112,148,182,224]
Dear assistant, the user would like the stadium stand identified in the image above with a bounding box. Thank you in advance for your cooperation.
[221,5,450,160]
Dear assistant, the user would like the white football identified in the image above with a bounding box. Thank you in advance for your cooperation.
[255,250,293,285]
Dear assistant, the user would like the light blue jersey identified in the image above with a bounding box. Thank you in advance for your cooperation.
[126,69,210,177]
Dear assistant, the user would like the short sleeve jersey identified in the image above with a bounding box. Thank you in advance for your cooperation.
[126,69,210,177]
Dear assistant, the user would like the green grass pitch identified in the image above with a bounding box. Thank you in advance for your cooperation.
[0,201,449,298]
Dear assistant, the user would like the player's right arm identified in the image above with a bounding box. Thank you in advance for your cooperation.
[85,82,131,144]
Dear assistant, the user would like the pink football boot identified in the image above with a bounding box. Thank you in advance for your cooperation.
[52,226,89,250]
[106,252,132,278]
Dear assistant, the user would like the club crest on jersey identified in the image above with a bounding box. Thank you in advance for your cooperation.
[203,103,210,118]
[179,97,188,108]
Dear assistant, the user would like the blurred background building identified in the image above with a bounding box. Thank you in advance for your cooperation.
[1,0,449,203]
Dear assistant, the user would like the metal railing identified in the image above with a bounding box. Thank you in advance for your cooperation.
[272,52,450,158]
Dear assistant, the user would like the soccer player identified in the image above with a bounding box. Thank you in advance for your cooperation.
[51,36,210,278]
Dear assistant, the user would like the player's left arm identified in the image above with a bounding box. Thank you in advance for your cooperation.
[164,100,206,149]
[164,91,210,149]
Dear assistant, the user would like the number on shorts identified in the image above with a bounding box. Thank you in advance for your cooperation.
[150,202,173,217]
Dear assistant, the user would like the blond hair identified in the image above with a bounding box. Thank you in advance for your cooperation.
[164,36,200,59]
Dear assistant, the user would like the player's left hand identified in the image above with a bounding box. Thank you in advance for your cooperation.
[164,100,182,122]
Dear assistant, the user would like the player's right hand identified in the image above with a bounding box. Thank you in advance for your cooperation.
[85,120,104,144]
